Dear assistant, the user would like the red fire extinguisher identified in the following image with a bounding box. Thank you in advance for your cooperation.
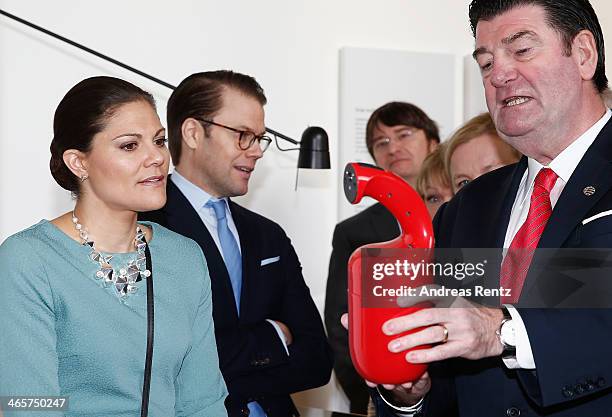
[344,162,434,384]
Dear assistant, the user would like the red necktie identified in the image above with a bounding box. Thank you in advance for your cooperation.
[500,168,558,304]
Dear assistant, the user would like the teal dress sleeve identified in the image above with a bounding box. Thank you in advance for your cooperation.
[0,221,227,417]
[0,233,64,416]
[174,245,228,417]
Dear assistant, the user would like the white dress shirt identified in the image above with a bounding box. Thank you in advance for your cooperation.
[502,109,611,369]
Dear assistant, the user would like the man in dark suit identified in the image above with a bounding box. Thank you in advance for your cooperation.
[373,0,612,416]
[324,102,440,413]
[142,71,332,417]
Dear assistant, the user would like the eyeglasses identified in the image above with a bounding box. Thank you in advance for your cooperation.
[372,128,419,153]
[195,118,272,152]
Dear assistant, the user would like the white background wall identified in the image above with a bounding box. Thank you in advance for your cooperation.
[1,0,612,412]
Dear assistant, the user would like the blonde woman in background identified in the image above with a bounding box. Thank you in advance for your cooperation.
[416,144,453,219]
[445,113,521,193]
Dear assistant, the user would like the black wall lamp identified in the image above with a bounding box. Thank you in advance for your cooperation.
[0,9,331,173]
[267,126,330,169]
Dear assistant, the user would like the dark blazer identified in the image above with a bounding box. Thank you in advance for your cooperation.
[375,117,612,416]
[324,203,399,413]
[142,179,333,417]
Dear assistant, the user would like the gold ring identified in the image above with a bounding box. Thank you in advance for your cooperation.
[440,324,449,343]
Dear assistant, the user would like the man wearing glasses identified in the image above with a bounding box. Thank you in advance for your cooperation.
[142,70,332,417]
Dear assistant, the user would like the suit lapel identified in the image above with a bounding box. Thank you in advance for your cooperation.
[470,161,526,292]
[165,180,213,247]
[539,120,612,248]
[491,159,527,248]
[521,118,612,305]
[165,180,239,318]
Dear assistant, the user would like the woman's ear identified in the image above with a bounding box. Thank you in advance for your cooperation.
[63,149,88,181]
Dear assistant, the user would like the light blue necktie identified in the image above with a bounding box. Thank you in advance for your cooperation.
[207,200,267,417]
[206,199,242,311]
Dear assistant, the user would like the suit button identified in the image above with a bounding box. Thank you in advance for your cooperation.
[562,386,575,398]
[506,407,521,416]
[597,377,606,388]
[586,378,596,391]
[262,358,270,365]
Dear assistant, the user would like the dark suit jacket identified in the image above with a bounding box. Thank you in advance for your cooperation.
[141,180,333,417]
[375,117,612,416]
[324,203,399,413]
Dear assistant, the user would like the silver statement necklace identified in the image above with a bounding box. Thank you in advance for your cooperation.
[72,211,151,300]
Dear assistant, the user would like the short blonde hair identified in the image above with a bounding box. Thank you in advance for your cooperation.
[416,144,450,198]
[444,113,521,179]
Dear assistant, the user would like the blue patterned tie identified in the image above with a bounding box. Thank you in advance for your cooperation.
[206,199,242,311]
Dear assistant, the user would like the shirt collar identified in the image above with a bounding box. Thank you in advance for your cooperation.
[170,170,229,210]
[525,109,612,187]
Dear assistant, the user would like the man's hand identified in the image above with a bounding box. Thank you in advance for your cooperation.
[377,372,431,407]
[340,313,431,406]
[272,320,293,345]
[383,294,504,363]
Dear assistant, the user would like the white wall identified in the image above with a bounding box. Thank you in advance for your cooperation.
[1,0,611,412]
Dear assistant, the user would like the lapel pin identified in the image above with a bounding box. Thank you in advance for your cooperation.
[583,186,596,196]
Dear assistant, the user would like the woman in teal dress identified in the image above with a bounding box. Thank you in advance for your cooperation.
[0,76,228,416]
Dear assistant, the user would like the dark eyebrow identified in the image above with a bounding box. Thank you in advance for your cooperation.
[502,30,538,46]
[472,30,538,60]
[113,133,141,141]
[472,46,488,60]
[112,127,166,141]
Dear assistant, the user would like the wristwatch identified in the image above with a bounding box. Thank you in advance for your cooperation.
[496,306,517,360]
